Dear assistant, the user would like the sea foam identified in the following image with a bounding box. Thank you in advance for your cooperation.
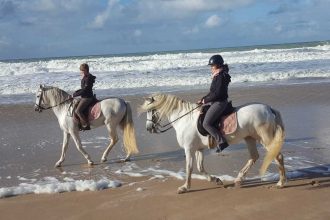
[0,177,121,198]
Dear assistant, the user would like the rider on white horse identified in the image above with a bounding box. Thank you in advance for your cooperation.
[72,63,96,131]
[198,55,231,153]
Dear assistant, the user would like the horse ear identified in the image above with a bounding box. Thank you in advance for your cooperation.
[40,84,43,88]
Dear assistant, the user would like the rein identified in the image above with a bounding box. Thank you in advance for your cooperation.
[36,98,73,110]
[151,104,201,133]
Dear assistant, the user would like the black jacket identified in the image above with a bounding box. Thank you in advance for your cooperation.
[203,66,231,103]
[73,73,96,98]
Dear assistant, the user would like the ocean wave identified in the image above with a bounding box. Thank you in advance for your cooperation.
[1,43,330,98]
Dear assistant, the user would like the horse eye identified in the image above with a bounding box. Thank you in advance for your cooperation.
[37,95,40,98]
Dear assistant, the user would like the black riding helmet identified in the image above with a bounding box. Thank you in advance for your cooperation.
[208,54,224,66]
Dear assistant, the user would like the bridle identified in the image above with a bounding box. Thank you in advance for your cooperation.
[146,98,201,133]
[147,109,172,133]
[35,86,72,112]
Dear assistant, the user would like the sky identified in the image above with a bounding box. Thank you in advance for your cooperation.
[0,0,329,60]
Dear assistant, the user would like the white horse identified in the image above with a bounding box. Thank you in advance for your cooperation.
[34,85,139,167]
[140,94,286,193]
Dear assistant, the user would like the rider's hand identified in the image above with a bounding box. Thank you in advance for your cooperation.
[196,99,204,105]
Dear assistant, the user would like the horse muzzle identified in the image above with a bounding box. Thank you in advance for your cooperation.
[149,128,158,134]
[146,124,157,134]
[34,105,42,113]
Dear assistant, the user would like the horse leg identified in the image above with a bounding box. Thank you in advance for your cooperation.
[178,148,194,194]
[55,131,70,167]
[275,153,286,188]
[195,150,223,185]
[234,137,259,187]
[101,123,118,162]
[71,131,94,166]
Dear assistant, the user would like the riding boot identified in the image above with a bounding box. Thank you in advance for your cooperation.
[75,97,93,131]
[216,142,229,153]
[80,118,90,131]
[215,134,229,153]
[202,100,229,153]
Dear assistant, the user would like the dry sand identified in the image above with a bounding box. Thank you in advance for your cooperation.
[1,82,330,219]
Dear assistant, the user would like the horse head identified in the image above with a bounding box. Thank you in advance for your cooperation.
[141,94,192,134]
[142,96,160,133]
[34,84,46,112]
[34,85,69,112]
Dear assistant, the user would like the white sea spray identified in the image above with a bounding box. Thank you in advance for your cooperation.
[0,177,121,198]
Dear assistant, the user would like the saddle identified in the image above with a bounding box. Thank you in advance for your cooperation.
[71,97,102,128]
[197,101,237,138]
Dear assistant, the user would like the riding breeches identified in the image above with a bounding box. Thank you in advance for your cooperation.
[202,100,228,144]
[75,98,93,125]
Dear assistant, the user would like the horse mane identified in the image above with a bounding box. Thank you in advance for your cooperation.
[44,86,70,107]
[140,93,198,119]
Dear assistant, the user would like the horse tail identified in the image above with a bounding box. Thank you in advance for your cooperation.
[260,108,285,176]
[120,102,139,155]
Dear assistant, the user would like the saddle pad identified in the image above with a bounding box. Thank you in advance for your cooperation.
[88,102,101,121]
[220,112,237,135]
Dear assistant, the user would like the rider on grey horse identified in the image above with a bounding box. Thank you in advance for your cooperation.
[73,63,96,130]
[198,55,231,153]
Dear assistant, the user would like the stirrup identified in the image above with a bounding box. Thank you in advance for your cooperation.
[81,125,91,131]
[79,124,90,131]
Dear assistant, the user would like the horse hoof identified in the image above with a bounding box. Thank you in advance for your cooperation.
[209,176,224,186]
[119,158,131,163]
[177,187,188,194]
[88,161,94,166]
[101,158,107,163]
[234,181,242,188]
[275,180,286,189]
[55,163,62,168]
[215,178,224,185]
[275,184,284,189]
[310,180,320,187]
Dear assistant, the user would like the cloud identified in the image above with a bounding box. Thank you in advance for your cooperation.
[0,0,16,19]
[0,36,10,48]
[134,29,142,37]
[160,0,253,12]
[35,0,56,11]
[60,0,86,11]
[135,0,254,21]
[205,15,221,28]
[274,24,283,33]
[16,0,86,13]
[183,26,199,34]
[1,0,329,60]
[266,0,330,39]
[88,0,119,29]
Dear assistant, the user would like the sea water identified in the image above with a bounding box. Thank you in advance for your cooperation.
[1,40,330,104]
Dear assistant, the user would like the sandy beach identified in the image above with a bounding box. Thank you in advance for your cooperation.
[1,177,330,220]
[1,82,330,219]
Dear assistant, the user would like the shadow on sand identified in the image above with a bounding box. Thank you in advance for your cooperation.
[188,164,330,193]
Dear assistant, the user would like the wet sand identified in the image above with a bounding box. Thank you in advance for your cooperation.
[1,177,330,220]
[1,82,330,219]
